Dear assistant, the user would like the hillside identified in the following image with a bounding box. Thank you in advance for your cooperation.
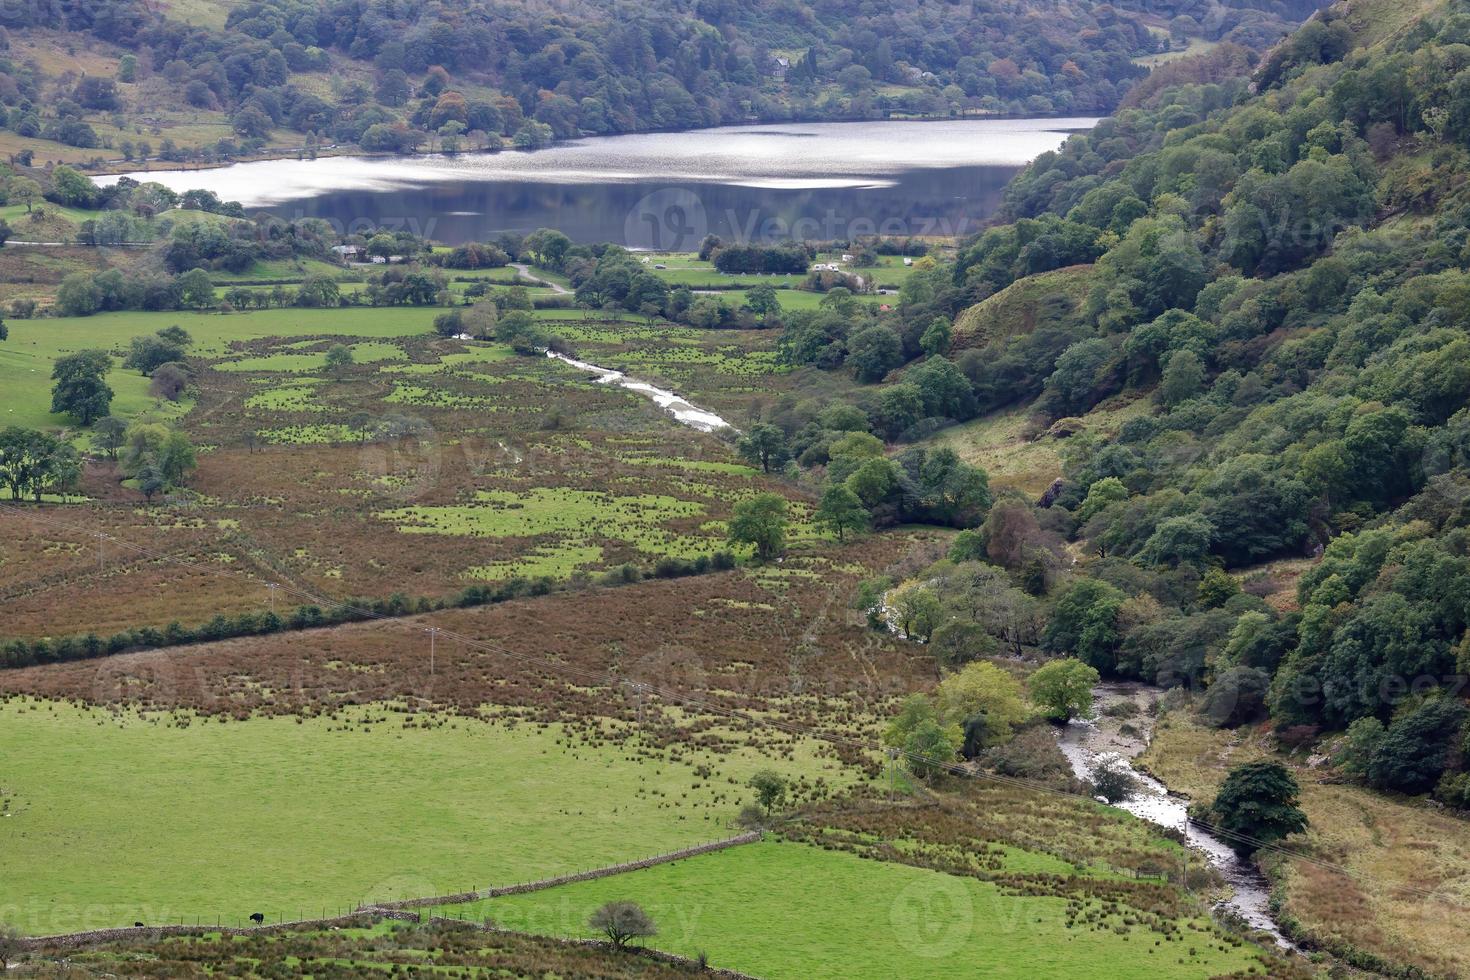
[754,0,1470,970]
[0,0,1329,168]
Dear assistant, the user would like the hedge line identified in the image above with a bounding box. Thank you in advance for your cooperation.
[1,551,736,670]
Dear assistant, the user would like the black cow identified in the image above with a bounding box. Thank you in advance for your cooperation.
[133,922,144,928]
[249,913,265,925]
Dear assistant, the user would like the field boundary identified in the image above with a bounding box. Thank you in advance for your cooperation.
[19,909,419,952]
[367,830,763,910]
[15,832,762,953]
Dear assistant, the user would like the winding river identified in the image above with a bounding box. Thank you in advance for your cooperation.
[1056,683,1296,948]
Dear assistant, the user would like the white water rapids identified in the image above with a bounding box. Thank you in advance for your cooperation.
[545,350,732,432]
[1055,683,1297,949]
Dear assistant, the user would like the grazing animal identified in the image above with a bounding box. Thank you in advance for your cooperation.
[134,921,144,928]
[249,913,265,925]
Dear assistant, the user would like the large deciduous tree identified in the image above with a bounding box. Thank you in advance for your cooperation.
[50,350,113,425]
[727,492,788,562]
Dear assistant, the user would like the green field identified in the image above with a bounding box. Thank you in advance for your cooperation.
[0,700,853,935]
[436,840,1264,979]
[0,307,440,429]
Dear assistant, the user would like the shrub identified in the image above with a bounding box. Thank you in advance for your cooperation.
[588,901,656,948]
[1090,753,1137,803]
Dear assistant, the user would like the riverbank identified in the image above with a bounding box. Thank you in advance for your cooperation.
[1141,704,1470,976]
[1055,683,1295,949]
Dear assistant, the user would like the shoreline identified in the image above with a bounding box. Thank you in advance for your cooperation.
[80,112,1099,180]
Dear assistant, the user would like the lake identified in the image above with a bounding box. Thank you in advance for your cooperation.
[100,118,1096,246]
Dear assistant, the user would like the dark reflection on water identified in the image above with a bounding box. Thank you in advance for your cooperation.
[267,164,1022,246]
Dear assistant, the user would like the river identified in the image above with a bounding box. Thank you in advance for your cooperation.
[1055,682,1296,949]
[545,350,731,432]
[97,118,1096,246]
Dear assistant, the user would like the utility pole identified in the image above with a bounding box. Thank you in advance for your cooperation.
[426,627,437,675]
[887,747,899,801]
[97,533,105,580]
[267,582,278,614]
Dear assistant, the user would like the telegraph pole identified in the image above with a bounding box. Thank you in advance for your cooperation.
[426,627,437,675]
[267,582,278,613]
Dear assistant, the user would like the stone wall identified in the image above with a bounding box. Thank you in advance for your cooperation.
[370,831,762,910]
[20,832,761,954]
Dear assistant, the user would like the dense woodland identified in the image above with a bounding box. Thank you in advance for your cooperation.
[0,0,1326,163]
[736,0,1470,815]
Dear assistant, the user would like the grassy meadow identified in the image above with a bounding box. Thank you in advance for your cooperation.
[0,699,857,935]
[436,839,1265,979]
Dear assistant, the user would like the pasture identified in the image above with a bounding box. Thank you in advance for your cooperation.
[437,839,1267,979]
[0,699,857,935]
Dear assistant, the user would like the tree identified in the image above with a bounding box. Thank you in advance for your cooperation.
[1198,666,1269,728]
[523,227,571,269]
[746,283,781,322]
[1044,578,1125,674]
[1077,477,1128,524]
[0,319,7,342]
[883,694,962,781]
[1196,567,1240,608]
[325,343,354,374]
[1208,761,1308,856]
[1091,753,1137,803]
[920,317,952,357]
[50,350,113,424]
[1139,513,1214,568]
[177,268,216,309]
[1029,658,1099,721]
[8,176,40,213]
[48,165,98,207]
[93,416,127,459]
[121,423,196,490]
[150,362,190,401]
[157,325,192,347]
[888,580,942,641]
[936,661,1029,748]
[728,492,788,561]
[737,423,788,473]
[814,483,868,542]
[1159,349,1205,407]
[296,275,341,308]
[748,770,787,816]
[136,460,166,503]
[846,326,903,382]
[588,901,656,948]
[56,273,102,317]
[125,334,187,375]
[1335,716,1385,779]
[433,310,464,337]
[1366,697,1468,794]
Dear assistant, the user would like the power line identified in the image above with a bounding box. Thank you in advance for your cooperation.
[0,503,1463,909]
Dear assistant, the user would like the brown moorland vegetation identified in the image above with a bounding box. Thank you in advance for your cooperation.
[0,535,945,770]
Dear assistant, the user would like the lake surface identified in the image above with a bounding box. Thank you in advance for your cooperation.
[101,118,1095,246]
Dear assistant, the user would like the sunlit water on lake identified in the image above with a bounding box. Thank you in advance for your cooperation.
[99,118,1096,245]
